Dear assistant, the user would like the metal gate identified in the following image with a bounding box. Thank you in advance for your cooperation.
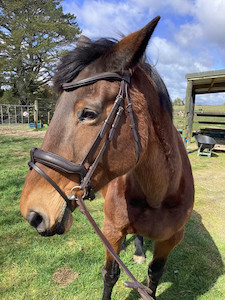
[0,104,34,125]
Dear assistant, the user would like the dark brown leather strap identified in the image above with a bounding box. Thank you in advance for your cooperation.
[62,72,130,91]
[81,83,125,165]
[28,161,74,211]
[30,148,87,178]
[125,82,140,161]
[76,195,153,300]
[80,82,126,190]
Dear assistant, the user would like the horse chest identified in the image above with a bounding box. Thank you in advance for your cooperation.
[114,192,184,240]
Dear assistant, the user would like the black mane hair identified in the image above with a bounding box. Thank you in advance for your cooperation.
[53,38,173,119]
[53,38,115,92]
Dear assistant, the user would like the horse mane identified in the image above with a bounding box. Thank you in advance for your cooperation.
[53,38,116,92]
[53,38,173,119]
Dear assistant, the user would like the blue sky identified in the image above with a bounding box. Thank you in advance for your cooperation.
[62,0,225,105]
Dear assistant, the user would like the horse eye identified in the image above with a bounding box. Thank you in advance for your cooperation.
[78,109,98,122]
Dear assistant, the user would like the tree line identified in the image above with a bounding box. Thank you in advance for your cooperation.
[0,2,186,110]
[0,0,81,106]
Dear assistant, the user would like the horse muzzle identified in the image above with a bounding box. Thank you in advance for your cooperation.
[26,207,73,236]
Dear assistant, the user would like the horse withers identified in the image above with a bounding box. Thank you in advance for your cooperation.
[20,16,194,299]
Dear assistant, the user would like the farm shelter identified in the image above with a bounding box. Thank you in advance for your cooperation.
[183,69,225,140]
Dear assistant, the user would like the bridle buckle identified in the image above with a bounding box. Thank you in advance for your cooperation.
[68,186,87,201]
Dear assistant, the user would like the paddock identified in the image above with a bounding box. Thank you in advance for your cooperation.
[0,129,225,299]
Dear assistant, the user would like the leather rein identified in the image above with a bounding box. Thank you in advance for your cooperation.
[28,71,153,299]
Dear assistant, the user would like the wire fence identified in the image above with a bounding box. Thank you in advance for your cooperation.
[0,104,34,125]
[0,102,55,125]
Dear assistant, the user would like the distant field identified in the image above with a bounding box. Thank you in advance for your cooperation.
[173,104,225,112]
[173,104,225,131]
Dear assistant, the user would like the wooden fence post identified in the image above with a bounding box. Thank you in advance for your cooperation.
[0,105,3,124]
[14,106,17,124]
[47,111,50,125]
[7,105,10,125]
[34,100,38,129]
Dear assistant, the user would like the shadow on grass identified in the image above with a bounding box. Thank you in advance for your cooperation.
[125,211,224,300]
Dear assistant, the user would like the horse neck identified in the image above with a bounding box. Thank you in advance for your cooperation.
[130,70,181,207]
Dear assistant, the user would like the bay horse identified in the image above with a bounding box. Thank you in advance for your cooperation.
[20,16,194,299]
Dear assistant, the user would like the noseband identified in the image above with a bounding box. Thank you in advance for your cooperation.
[28,71,139,211]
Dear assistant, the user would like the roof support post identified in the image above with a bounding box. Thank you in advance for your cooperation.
[183,80,195,140]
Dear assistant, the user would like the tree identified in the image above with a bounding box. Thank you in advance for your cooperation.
[0,0,81,105]
[173,97,184,106]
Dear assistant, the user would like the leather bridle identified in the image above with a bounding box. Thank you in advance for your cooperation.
[28,71,139,210]
[28,71,154,299]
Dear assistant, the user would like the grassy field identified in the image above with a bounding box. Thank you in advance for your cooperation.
[173,104,225,131]
[0,133,225,300]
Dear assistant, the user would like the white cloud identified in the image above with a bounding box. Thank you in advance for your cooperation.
[197,93,225,105]
[65,0,147,38]
[175,23,203,49]
[175,0,225,50]
[167,0,195,15]
[64,0,195,38]
[171,0,225,104]
[62,0,225,104]
[148,36,215,101]
[195,0,225,46]
[127,0,195,16]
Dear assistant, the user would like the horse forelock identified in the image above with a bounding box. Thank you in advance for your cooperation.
[53,38,116,93]
[53,37,172,119]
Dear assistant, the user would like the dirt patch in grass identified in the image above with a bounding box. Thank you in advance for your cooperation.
[52,265,79,285]
[0,125,46,139]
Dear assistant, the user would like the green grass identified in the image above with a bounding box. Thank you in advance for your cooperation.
[173,104,225,113]
[0,135,225,299]
[173,104,225,131]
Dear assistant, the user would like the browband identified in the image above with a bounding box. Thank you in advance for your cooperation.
[62,72,131,91]
[30,148,87,178]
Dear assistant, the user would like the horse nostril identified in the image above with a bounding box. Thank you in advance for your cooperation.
[26,211,42,228]
[26,211,49,234]
[26,211,43,228]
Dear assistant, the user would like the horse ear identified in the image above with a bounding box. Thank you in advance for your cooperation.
[103,16,160,70]
[77,35,91,47]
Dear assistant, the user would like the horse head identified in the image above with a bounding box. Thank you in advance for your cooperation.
[20,17,162,236]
